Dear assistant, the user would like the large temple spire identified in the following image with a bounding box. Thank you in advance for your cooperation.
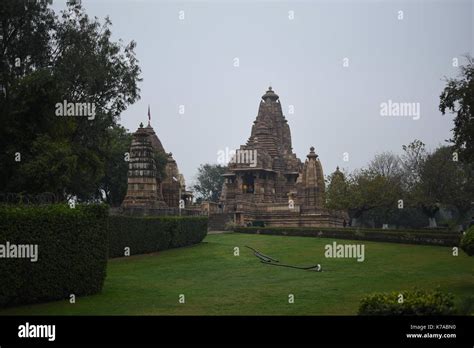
[219,87,347,227]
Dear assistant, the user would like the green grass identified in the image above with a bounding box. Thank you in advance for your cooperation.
[1,233,473,315]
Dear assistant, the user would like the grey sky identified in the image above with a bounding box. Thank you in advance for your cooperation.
[53,0,473,186]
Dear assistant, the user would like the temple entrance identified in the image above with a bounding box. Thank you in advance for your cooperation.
[234,212,244,225]
[242,173,255,194]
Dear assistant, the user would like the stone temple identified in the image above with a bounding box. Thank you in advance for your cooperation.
[121,120,193,214]
[219,87,347,227]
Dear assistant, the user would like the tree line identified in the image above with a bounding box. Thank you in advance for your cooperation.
[326,141,472,229]
[326,57,473,229]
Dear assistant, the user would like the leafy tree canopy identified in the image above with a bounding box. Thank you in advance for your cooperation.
[193,164,227,202]
[0,1,142,201]
[440,56,474,163]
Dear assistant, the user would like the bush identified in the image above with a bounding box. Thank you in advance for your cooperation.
[171,216,208,248]
[457,295,474,315]
[251,220,265,227]
[233,226,460,246]
[460,226,474,256]
[358,289,456,315]
[108,216,207,258]
[224,221,239,231]
[0,204,108,308]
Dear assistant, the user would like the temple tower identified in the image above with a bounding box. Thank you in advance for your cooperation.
[122,123,167,208]
[216,87,346,227]
[297,146,325,208]
[121,110,193,212]
[221,87,302,209]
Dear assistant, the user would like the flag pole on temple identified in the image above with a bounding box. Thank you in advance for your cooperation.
[148,104,151,126]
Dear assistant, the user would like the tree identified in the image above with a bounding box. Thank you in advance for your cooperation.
[325,167,350,211]
[346,170,401,227]
[0,1,141,201]
[449,161,474,227]
[412,146,470,227]
[361,205,427,229]
[326,162,403,227]
[400,139,427,191]
[0,1,57,191]
[16,134,77,197]
[98,126,131,206]
[439,56,474,163]
[367,152,403,181]
[193,164,227,202]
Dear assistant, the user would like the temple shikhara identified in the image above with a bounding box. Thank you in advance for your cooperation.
[121,118,193,214]
[218,87,347,227]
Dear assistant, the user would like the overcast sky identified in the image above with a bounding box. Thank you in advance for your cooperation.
[53,0,473,186]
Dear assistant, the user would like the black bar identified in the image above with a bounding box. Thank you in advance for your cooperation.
[0,316,472,346]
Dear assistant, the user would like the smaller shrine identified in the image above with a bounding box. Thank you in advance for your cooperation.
[121,113,193,215]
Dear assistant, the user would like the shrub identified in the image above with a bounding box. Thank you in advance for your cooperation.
[171,216,208,248]
[251,220,265,227]
[0,204,108,308]
[224,221,239,231]
[460,226,474,256]
[108,216,207,258]
[233,227,459,246]
[358,289,456,315]
[457,295,474,315]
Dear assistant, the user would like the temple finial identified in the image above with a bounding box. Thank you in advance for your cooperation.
[147,105,151,126]
[307,146,317,159]
[262,86,279,101]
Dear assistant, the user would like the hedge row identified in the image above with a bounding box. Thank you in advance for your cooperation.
[358,289,456,315]
[243,225,451,234]
[108,216,208,258]
[0,204,108,308]
[460,226,474,256]
[233,227,460,246]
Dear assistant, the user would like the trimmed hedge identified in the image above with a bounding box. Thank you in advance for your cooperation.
[108,216,208,258]
[0,204,108,308]
[358,289,456,315]
[233,226,460,246]
[460,226,474,256]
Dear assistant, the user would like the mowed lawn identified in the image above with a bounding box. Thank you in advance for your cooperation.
[1,233,473,315]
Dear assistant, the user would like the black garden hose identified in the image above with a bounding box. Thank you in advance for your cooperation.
[245,245,279,262]
[245,245,322,272]
[260,260,322,271]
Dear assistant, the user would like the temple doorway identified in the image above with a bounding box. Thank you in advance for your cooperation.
[242,173,255,194]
